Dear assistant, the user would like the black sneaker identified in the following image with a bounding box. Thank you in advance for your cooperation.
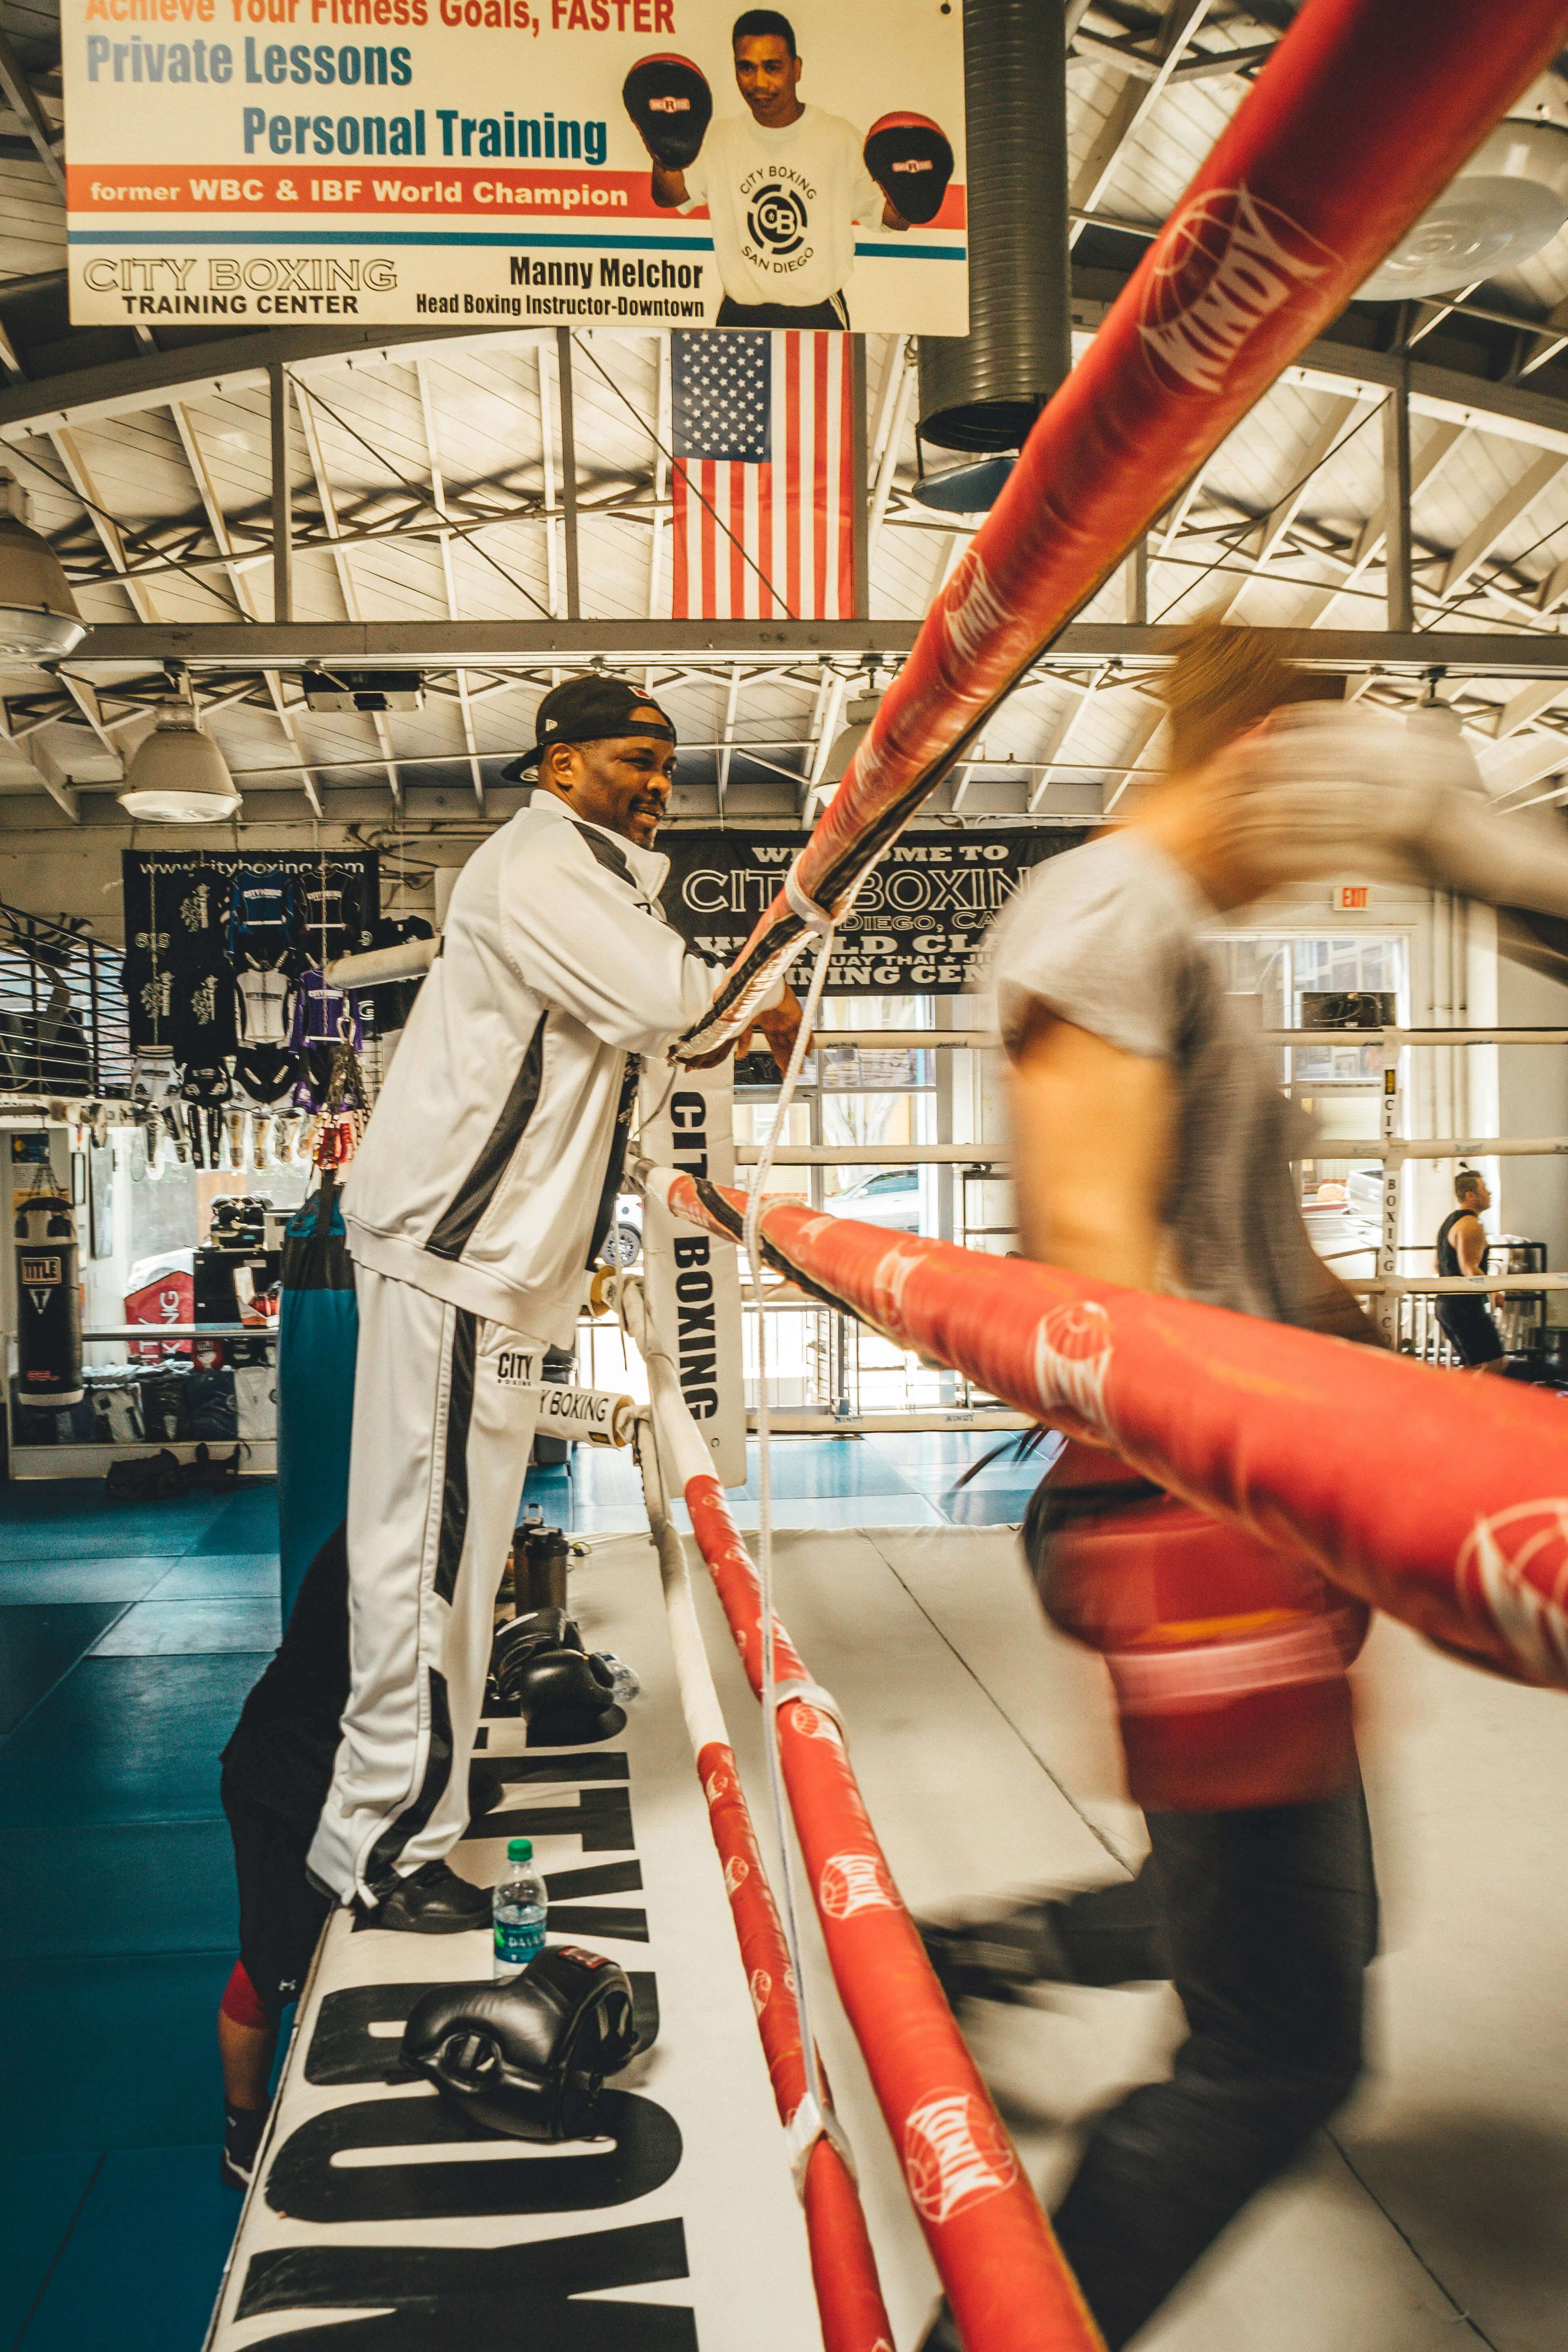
[918,2298,964,2351]
[364,1860,493,1935]
[918,1899,1071,2011]
[220,2103,267,2191]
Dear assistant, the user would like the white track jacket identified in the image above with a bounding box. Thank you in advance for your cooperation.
[344,792,717,1344]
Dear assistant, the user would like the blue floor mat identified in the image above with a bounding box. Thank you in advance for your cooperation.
[189,1486,280,1557]
[0,1497,234,1563]
[0,1654,260,1830]
[0,2150,101,2347]
[2,1820,237,1957]
[744,1441,918,1501]
[90,1599,281,1657]
[0,1560,169,1607]
[146,1559,280,1600]
[0,1952,236,2153]
[0,1602,128,1735]
[17,2143,238,2350]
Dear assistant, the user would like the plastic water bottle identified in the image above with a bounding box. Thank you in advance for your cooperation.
[493,1836,547,1982]
[597,1653,640,1707]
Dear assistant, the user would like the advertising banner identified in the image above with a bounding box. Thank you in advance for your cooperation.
[659,828,1090,996]
[63,0,967,331]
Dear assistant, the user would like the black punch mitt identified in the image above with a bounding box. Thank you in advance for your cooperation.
[864,112,955,226]
[514,1646,625,1748]
[623,53,712,170]
[404,1947,643,2141]
[492,1606,583,1705]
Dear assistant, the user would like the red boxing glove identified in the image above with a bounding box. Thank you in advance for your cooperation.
[1025,1441,1367,1813]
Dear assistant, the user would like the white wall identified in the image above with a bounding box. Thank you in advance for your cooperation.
[1497,943,1568,1268]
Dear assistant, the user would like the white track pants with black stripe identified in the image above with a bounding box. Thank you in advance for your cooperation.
[308,1264,544,1906]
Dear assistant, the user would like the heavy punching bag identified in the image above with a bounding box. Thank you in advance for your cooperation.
[277,1175,357,1625]
[15,1189,83,1411]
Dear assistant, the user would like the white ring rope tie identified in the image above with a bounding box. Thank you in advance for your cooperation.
[741,869,841,2174]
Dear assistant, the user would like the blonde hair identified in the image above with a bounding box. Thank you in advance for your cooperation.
[1157,617,1342,776]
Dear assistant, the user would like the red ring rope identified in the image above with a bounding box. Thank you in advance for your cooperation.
[677,0,1568,1059]
[681,1473,1106,2352]
[642,1167,1568,1695]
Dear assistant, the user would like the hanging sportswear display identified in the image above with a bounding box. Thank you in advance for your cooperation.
[171,964,238,1064]
[121,951,175,1053]
[168,867,229,971]
[288,967,363,1050]
[302,871,374,965]
[236,966,292,1046]
[228,869,305,973]
[234,1045,298,1106]
[363,914,436,1035]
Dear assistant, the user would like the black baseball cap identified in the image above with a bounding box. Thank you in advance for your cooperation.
[502,676,677,783]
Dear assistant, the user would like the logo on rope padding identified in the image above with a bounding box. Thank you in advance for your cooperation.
[1138,184,1337,396]
[749,1968,772,2016]
[1455,1499,1568,1686]
[819,1850,899,1918]
[939,549,1034,685]
[704,1767,733,1805]
[1034,1300,1115,1431]
[867,1240,923,1342]
[903,2090,1019,2224]
[791,1703,841,1745]
[724,1855,750,1896]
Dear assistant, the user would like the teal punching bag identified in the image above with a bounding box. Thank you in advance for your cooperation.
[277,1176,357,1624]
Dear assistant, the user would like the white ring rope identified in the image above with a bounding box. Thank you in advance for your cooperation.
[742,917,840,2155]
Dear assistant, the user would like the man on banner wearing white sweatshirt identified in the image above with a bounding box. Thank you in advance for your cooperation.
[309,675,799,1931]
[649,10,911,328]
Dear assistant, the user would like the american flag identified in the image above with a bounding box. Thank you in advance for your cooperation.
[670,331,856,620]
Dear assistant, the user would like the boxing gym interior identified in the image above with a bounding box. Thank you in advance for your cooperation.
[6,2,1568,2347]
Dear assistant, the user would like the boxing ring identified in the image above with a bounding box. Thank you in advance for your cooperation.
[209,3,1568,2345]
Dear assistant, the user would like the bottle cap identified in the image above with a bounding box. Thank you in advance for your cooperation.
[507,1836,534,1862]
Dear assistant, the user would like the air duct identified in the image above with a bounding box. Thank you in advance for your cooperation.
[917,0,1071,456]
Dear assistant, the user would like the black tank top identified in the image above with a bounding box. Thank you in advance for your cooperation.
[1436,1207,1488,1279]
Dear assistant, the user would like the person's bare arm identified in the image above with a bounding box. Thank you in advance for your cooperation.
[652,163,688,208]
[1300,1248,1386,1346]
[1452,1211,1488,1277]
[1006,1003,1175,1288]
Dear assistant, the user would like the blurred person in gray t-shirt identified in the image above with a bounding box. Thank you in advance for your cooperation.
[919,621,1382,2352]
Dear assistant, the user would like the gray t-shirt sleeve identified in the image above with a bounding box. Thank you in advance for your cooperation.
[990,836,1190,1062]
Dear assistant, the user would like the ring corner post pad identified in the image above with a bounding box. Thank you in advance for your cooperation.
[636,1058,745,1490]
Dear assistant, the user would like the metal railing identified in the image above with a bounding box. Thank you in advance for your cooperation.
[0,903,132,1100]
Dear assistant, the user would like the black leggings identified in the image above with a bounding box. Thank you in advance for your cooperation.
[1046,1788,1378,2347]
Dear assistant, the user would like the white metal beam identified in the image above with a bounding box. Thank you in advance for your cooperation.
[1439,450,1566,601]
[415,358,485,811]
[169,397,328,818]
[1069,0,1214,243]
[48,427,161,625]
[0,713,80,819]
[0,27,64,197]
[1250,396,1365,567]
[1028,668,1114,811]
[1496,677,1568,738]
[291,382,406,809]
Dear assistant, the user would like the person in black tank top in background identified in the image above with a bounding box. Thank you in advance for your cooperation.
[1435,1168,1504,1367]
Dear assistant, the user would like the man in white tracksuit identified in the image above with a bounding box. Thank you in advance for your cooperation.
[309,675,797,1931]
